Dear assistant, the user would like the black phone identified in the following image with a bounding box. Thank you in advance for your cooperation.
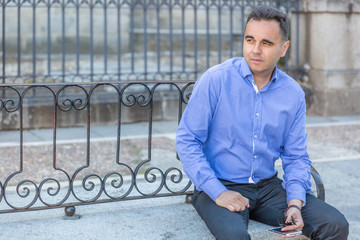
[269,226,302,237]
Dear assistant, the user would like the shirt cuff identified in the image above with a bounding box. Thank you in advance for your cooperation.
[284,182,307,206]
[200,177,228,201]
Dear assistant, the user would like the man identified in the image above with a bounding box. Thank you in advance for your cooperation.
[176,6,349,240]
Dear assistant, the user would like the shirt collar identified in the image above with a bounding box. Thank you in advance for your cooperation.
[240,58,278,86]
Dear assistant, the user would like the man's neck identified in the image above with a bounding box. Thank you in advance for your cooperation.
[253,74,271,91]
[252,66,276,91]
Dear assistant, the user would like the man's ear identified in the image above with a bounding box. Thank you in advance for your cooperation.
[280,40,290,57]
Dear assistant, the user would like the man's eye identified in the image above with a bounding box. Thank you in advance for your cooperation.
[246,39,254,43]
[262,42,272,46]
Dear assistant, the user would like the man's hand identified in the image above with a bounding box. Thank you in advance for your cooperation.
[281,200,304,236]
[215,190,250,212]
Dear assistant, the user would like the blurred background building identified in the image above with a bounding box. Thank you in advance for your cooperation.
[1,0,359,130]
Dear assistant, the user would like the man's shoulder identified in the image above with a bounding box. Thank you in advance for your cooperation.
[195,58,243,93]
[206,57,242,75]
[277,69,304,97]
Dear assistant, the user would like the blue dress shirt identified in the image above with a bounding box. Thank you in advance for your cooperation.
[176,57,312,204]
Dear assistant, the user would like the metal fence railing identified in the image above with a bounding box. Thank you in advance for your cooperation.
[0,81,324,216]
[1,0,302,84]
[0,81,194,215]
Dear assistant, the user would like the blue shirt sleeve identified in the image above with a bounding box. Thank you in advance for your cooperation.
[176,71,228,201]
[281,92,312,205]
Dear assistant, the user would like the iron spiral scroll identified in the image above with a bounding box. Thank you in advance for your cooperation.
[0,81,194,215]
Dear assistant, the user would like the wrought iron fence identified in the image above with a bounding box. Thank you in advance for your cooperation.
[0,81,324,216]
[1,0,301,84]
[0,81,194,215]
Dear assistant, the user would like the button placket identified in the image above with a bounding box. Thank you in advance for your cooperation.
[252,92,262,179]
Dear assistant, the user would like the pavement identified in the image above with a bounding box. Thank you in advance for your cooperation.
[0,115,360,240]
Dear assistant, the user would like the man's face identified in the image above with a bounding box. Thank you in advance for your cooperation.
[243,19,289,78]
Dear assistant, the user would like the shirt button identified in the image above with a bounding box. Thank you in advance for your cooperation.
[256,113,260,117]
[253,155,257,159]
[254,135,258,138]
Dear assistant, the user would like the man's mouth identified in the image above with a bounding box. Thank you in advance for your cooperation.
[250,58,263,63]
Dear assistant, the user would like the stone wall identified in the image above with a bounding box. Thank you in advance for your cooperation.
[292,0,360,116]
[0,91,181,131]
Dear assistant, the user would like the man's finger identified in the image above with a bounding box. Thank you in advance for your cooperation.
[236,194,250,208]
[281,224,299,232]
[226,204,235,212]
[231,203,241,212]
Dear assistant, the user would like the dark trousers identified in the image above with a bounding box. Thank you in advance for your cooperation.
[192,175,349,240]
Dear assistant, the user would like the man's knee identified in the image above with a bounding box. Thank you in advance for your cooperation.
[213,225,250,240]
[328,214,349,240]
[314,213,349,240]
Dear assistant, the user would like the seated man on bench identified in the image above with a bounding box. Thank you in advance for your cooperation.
[176,6,349,240]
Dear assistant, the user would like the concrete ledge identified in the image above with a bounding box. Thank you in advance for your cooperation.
[0,195,308,240]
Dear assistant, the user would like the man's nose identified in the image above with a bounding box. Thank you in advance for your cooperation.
[252,43,261,54]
